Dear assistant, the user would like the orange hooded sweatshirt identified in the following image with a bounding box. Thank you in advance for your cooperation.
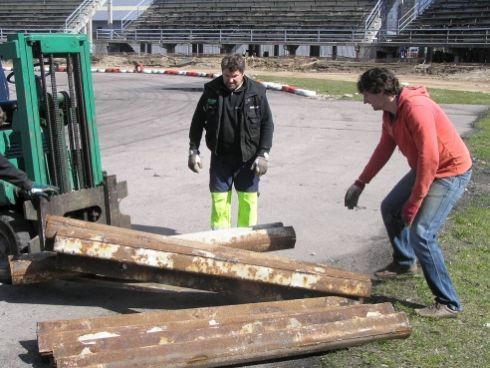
[358,86,472,212]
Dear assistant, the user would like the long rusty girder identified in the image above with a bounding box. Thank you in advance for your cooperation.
[38,296,358,356]
[8,253,78,285]
[45,215,372,298]
[8,220,295,285]
[39,298,411,368]
[173,222,296,252]
[54,253,329,302]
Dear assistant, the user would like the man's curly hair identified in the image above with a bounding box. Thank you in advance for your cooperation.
[221,54,246,73]
[357,67,401,96]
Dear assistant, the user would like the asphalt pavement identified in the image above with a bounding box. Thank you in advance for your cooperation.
[0,72,486,367]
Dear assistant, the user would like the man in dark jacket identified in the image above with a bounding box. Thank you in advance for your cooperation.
[0,106,58,199]
[188,54,274,229]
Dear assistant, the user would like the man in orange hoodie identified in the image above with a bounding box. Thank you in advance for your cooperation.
[345,68,472,318]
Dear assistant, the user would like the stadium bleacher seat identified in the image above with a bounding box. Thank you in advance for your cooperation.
[405,0,490,28]
[0,0,84,31]
[131,0,378,30]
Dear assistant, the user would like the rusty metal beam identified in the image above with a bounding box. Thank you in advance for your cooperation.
[54,254,328,302]
[173,223,296,252]
[51,303,396,360]
[8,253,78,285]
[53,311,411,367]
[38,296,358,356]
[8,221,294,285]
[46,216,371,298]
[44,216,292,253]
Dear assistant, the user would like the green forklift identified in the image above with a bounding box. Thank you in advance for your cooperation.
[0,33,130,281]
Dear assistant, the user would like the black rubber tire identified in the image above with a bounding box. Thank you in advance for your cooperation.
[0,213,32,283]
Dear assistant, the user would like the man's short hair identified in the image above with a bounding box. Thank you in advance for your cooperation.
[357,67,401,96]
[221,54,246,73]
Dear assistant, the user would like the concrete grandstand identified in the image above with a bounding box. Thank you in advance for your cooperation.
[0,0,489,62]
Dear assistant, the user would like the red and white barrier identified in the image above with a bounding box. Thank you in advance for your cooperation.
[46,65,317,98]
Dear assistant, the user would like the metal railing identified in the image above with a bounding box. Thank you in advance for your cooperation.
[120,0,153,31]
[64,0,97,32]
[96,28,367,44]
[94,26,490,46]
[3,27,489,47]
[399,0,435,31]
[378,27,490,45]
[364,0,382,31]
[0,28,59,42]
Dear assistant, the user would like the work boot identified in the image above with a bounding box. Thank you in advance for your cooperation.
[415,302,460,319]
[374,262,417,279]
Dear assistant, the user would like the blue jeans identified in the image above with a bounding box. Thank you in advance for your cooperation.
[381,169,472,311]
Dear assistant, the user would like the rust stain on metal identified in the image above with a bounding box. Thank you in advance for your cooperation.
[54,234,371,297]
[50,311,411,367]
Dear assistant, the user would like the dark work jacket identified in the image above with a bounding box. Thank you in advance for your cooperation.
[189,75,274,162]
[0,154,32,190]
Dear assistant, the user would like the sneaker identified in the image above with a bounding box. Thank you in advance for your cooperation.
[415,302,460,318]
[374,262,417,279]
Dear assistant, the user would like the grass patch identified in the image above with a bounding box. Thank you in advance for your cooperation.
[464,114,490,165]
[320,111,490,367]
[253,74,490,104]
[252,74,358,97]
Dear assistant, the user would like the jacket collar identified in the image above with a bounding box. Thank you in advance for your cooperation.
[205,75,259,97]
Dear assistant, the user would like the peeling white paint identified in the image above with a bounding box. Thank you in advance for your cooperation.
[289,272,320,288]
[240,321,261,334]
[55,238,83,254]
[78,331,120,342]
[133,248,174,268]
[147,326,163,333]
[208,319,219,326]
[159,337,172,344]
[193,249,216,258]
[89,242,121,259]
[287,318,303,329]
[79,347,93,355]
[356,327,374,333]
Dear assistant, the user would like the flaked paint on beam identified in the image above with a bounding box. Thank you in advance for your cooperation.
[61,238,119,260]
[54,236,370,296]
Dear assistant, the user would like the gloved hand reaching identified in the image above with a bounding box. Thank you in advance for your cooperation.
[188,149,202,173]
[344,180,365,209]
[251,153,269,176]
[28,182,59,200]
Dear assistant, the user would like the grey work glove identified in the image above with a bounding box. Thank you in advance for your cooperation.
[188,149,202,173]
[344,180,365,209]
[251,153,269,176]
[28,182,59,200]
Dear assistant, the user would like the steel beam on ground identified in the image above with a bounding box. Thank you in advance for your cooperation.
[173,223,296,252]
[46,216,372,298]
[8,221,295,284]
[51,303,396,360]
[52,311,411,367]
[38,296,358,356]
[54,254,328,302]
[8,252,78,285]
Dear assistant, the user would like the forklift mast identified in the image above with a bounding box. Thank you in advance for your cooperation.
[0,33,129,263]
[0,33,103,200]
